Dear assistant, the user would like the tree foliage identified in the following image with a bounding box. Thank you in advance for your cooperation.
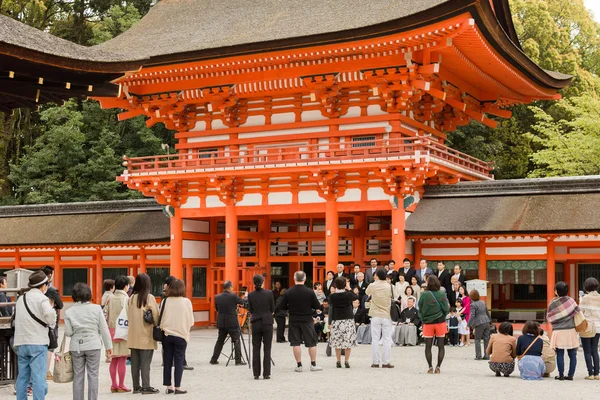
[448,0,600,179]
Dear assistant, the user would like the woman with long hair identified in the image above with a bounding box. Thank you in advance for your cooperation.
[160,279,194,393]
[127,274,159,394]
[547,281,579,380]
[65,282,112,400]
[417,275,450,374]
[248,274,275,379]
[410,276,421,302]
[105,275,131,393]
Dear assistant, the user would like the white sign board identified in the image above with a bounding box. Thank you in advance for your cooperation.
[466,279,487,295]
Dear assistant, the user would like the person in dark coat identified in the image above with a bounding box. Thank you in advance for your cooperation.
[210,281,247,365]
[364,258,379,284]
[436,261,452,296]
[397,258,417,286]
[452,265,467,287]
[323,271,335,298]
[349,265,362,288]
[0,276,12,316]
[248,274,275,379]
[42,265,63,378]
[274,289,288,342]
[272,281,282,302]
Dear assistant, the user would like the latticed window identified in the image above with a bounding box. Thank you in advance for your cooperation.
[63,268,88,296]
[351,136,376,148]
[192,267,207,298]
[198,148,219,159]
[102,268,128,282]
[147,267,170,296]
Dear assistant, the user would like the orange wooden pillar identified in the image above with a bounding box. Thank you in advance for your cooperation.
[547,239,556,306]
[138,247,147,275]
[170,208,183,279]
[325,199,338,271]
[414,240,422,265]
[95,248,103,304]
[353,214,365,266]
[53,248,62,295]
[391,206,405,263]
[258,217,270,288]
[478,239,488,305]
[225,203,238,288]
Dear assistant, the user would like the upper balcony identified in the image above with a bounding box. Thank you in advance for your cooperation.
[120,137,493,182]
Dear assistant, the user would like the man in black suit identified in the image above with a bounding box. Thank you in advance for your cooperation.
[355,272,369,303]
[248,274,275,379]
[453,264,467,287]
[274,270,323,372]
[349,264,361,288]
[436,261,452,296]
[334,263,348,280]
[415,259,433,285]
[210,281,247,366]
[364,258,379,284]
[397,258,416,285]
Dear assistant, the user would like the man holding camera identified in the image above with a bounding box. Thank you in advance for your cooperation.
[209,281,247,366]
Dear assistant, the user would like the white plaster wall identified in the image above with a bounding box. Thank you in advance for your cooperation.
[0,257,13,262]
[236,193,263,206]
[242,115,266,127]
[61,256,93,261]
[367,104,386,116]
[298,191,326,204]
[190,121,207,131]
[187,134,229,143]
[181,196,200,208]
[301,110,328,122]
[405,240,414,255]
[211,119,228,130]
[271,112,296,124]
[339,121,389,131]
[569,248,600,254]
[486,236,544,243]
[182,240,209,259]
[194,311,209,321]
[102,255,134,261]
[422,248,479,256]
[205,195,226,208]
[238,126,328,139]
[337,188,361,202]
[268,192,293,205]
[182,219,210,233]
[486,247,547,256]
[341,106,361,119]
[146,255,170,260]
[367,187,390,201]
[20,257,53,262]
[555,246,568,254]
[401,122,418,133]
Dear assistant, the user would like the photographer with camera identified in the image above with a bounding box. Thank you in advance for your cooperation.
[209,281,247,366]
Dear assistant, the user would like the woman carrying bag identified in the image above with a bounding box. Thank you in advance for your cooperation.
[547,281,579,380]
[159,279,194,394]
[127,273,159,395]
[105,275,131,393]
[580,277,600,380]
[64,283,112,400]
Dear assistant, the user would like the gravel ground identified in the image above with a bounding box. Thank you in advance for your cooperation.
[1,328,598,399]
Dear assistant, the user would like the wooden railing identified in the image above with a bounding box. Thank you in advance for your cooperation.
[122,137,493,178]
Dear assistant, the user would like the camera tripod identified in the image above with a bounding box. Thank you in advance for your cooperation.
[220,323,250,369]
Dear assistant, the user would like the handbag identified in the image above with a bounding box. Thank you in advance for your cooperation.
[113,297,129,342]
[575,311,597,338]
[23,293,58,349]
[153,298,167,342]
[517,336,540,361]
[389,284,401,322]
[143,309,154,324]
[53,335,73,383]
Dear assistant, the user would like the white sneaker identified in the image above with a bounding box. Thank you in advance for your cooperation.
[294,366,303,372]
[310,365,323,371]
[458,343,464,347]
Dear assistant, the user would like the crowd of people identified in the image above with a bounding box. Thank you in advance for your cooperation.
[6,267,194,399]
[2,258,600,399]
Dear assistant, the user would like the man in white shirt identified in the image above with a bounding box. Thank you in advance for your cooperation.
[453,265,467,286]
[416,259,433,285]
[14,270,57,400]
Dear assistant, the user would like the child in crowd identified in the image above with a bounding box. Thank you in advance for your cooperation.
[456,298,470,347]
[446,307,460,346]
[486,321,517,377]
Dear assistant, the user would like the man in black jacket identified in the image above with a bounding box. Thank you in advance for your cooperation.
[210,281,247,366]
[41,265,63,378]
[436,261,452,296]
[274,270,323,372]
[248,274,275,379]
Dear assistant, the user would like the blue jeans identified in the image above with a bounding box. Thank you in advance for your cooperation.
[16,345,48,400]
[581,333,600,376]
[556,348,577,378]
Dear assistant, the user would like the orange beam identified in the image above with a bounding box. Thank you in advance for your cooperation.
[170,210,183,279]
[325,199,339,271]
[391,206,405,263]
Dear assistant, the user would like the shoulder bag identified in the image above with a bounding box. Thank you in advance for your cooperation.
[53,335,73,383]
[517,336,540,360]
[153,298,167,342]
[575,310,597,338]
[23,293,58,349]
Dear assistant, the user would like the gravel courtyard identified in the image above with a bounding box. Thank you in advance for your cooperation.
[1,328,597,400]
